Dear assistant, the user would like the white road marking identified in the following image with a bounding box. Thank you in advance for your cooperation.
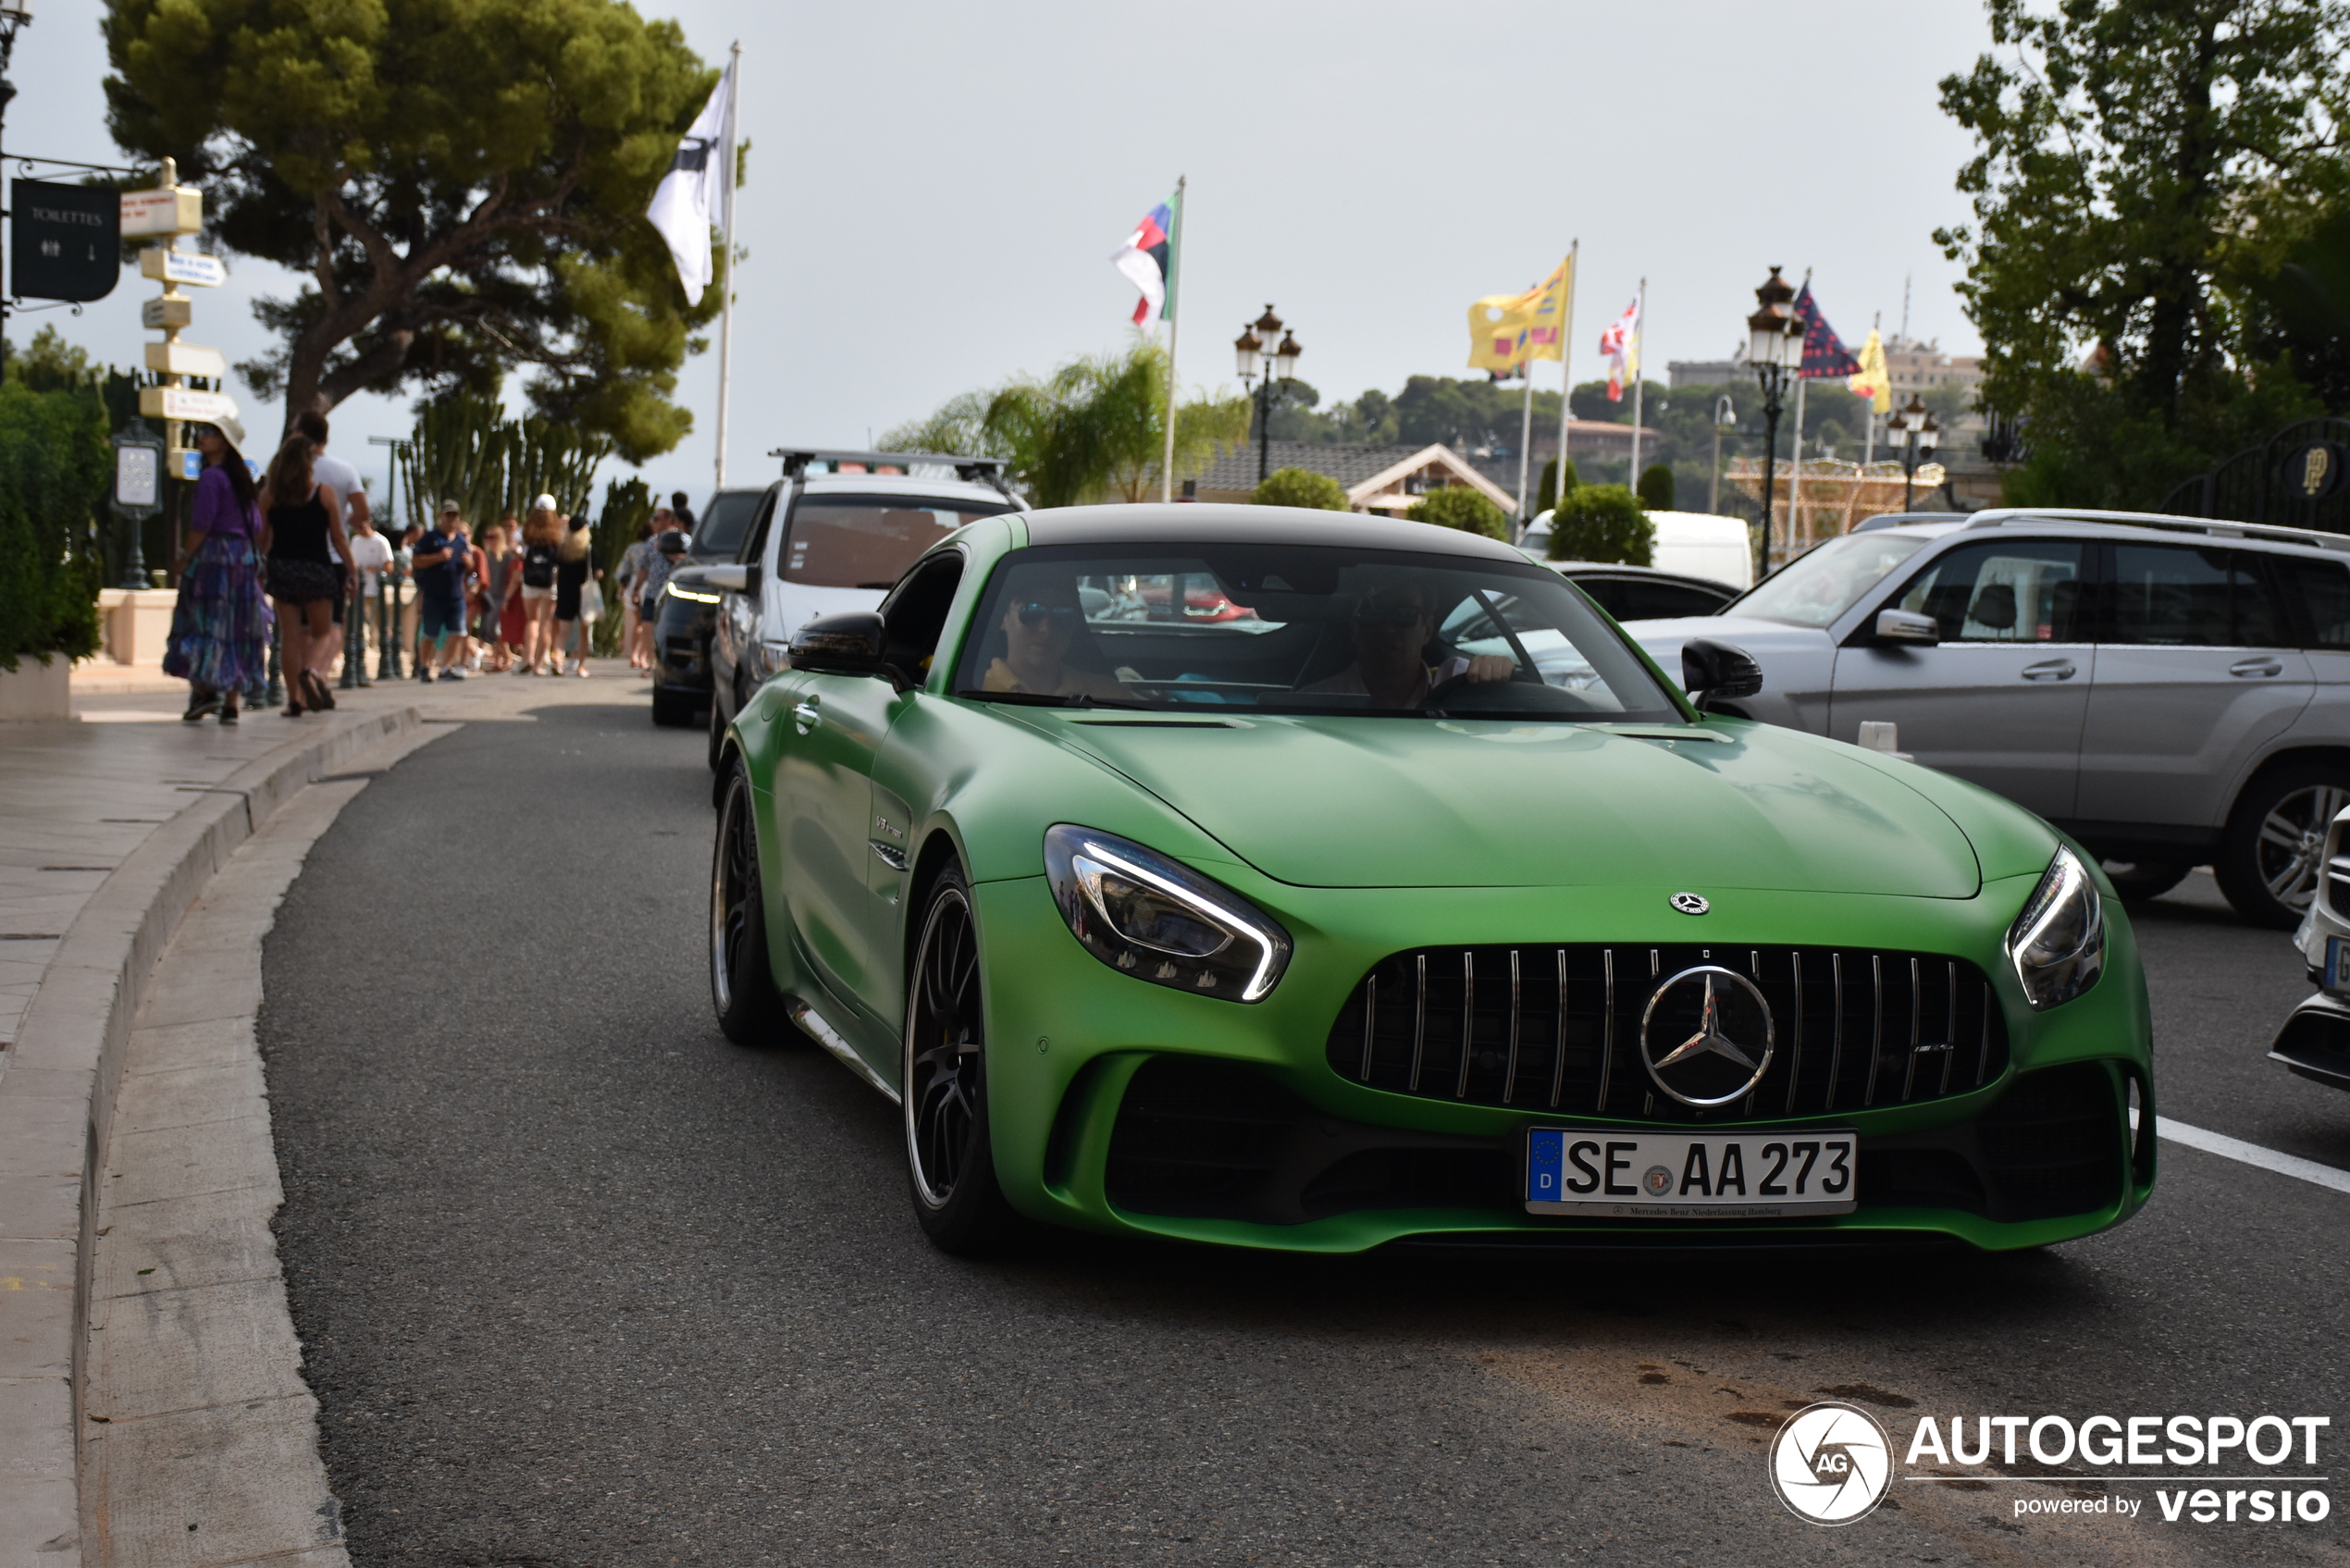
[2158,1117,2350,1197]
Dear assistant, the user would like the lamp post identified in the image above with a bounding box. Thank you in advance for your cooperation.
[1884,393,1939,510]
[1744,266,1804,575]
[1234,304,1301,485]
[1708,393,1737,516]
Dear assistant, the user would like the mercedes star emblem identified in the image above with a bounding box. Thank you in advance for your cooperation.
[1639,965,1775,1107]
[1670,892,1709,915]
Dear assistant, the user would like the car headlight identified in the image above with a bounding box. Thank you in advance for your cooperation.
[1044,825,1292,1002]
[666,584,722,605]
[2005,845,2105,1009]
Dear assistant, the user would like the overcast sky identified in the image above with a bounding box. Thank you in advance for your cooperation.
[16,0,1996,506]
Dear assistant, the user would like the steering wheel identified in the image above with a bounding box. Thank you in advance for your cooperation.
[1423,670,1596,713]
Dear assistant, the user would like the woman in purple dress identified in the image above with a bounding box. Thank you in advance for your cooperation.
[163,416,273,725]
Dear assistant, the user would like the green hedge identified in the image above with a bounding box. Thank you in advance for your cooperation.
[1252,466,1349,510]
[1406,484,1509,539]
[0,383,105,673]
[1545,483,1654,565]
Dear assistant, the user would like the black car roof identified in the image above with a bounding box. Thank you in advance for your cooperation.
[1019,503,1530,561]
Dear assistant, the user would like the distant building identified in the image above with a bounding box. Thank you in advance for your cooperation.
[1183,441,1518,516]
[1886,337,1985,404]
[1669,350,1749,389]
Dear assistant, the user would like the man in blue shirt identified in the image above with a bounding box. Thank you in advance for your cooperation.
[411,500,470,682]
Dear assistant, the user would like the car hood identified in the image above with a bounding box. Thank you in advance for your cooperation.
[1043,714,1985,895]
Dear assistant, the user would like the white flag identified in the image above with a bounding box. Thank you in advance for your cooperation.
[647,57,736,304]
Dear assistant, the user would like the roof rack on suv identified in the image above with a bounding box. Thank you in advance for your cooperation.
[1962,507,2350,552]
[766,448,1019,504]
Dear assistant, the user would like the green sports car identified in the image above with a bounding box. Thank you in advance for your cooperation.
[708,505,2155,1254]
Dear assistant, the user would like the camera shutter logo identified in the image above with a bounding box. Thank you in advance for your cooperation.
[1769,1401,1893,1525]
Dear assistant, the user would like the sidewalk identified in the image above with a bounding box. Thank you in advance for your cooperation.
[0,661,652,1567]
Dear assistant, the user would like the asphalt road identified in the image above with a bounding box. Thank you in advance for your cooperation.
[261,700,2350,1568]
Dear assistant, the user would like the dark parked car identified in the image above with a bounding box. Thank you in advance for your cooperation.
[1548,561,1738,621]
[649,488,765,727]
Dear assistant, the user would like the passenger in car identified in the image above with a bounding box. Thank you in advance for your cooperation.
[1300,581,1513,708]
[979,581,1135,700]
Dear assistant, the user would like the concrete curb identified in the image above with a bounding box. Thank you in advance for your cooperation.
[0,705,421,1568]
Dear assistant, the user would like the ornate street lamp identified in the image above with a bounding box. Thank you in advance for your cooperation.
[1885,393,1939,510]
[1745,266,1804,574]
[1236,305,1301,484]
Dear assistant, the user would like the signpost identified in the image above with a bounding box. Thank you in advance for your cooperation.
[123,158,228,485]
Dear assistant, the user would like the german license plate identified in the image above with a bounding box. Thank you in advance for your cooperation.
[1525,1128,1859,1217]
[2327,936,2350,994]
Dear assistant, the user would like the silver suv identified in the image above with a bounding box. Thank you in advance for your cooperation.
[1624,509,2350,929]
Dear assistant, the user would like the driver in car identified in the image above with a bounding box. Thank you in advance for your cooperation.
[1302,581,1513,708]
[980,579,1135,700]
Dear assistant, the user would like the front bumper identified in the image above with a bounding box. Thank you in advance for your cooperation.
[2270,992,2350,1092]
[970,870,2158,1253]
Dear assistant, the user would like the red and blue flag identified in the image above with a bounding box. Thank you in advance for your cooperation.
[1793,283,1860,379]
[1111,196,1177,331]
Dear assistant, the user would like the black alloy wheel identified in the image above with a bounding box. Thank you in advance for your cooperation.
[710,761,782,1043]
[902,863,1019,1252]
[2217,762,2350,930]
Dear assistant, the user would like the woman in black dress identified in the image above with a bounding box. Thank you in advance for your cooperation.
[552,511,600,677]
[259,433,354,716]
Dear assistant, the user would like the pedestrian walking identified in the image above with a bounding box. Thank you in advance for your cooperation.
[518,497,563,674]
[411,500,470,683]
[553,511,600,677]
[163,416,271,725]
[260,431,355,717]
[618,517,656,672]
[637,527,687,630]
[301,411,368,681]
[671,490,697,535]
[451,512,488,672]
[345,507,392,685]
[495,512,528,663]
[477,521,520,672]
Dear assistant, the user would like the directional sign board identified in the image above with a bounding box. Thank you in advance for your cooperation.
[142,296,193,329]
[12,180,120,302]
[120,185,202,239]
[137,386,238,425]
[143,340,228,380]
[138,246,226,289]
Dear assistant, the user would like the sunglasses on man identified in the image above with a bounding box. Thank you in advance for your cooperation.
[1353,600,1428,629]
[1016,601,1081,629]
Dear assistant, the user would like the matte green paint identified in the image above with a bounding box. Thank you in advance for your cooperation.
[728,513,2156,1253]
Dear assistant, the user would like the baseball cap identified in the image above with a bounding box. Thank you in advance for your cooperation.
[533,493,558,512]
[657,531,687,554]
[439,499,460,515]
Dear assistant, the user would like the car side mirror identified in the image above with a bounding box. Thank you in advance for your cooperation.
[1682,638,1764,708]
[701,564,748,593]
[1874,608,1939,646]
[788,611,895,680]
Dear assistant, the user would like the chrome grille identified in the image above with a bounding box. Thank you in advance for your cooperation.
[1326,944,2009,1122]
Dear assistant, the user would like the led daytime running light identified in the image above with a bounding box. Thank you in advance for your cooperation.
[2004,845,2105,1009]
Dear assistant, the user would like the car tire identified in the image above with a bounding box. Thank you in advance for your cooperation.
[651,686,699,728]
[2101,859,2192,904]
[2216,763,2350,930]
[710,761,784,1044]
[902,861,1022,1254]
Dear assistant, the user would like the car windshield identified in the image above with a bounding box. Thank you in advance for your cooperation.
[784,495,1013,589]
[1731,531,1932,628]
[951,543,1684,722]
[693,490,761,556]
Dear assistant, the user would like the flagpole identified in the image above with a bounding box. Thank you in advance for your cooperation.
[1784,267,1811,557]
[1158,176,1185,504]
[1628,276,1646,490]
[1553,240,1578,514]
[713,41,740,489]
[1515,360,1534,523]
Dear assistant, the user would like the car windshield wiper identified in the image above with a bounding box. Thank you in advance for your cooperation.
[954,688,1156,711]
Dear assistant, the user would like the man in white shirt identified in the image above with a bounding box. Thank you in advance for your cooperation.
[343,512,393,687]
[298,410,370,683]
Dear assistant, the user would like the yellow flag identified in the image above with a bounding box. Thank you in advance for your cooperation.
[1466,253,1574,373]
[1849,328,1892,413]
